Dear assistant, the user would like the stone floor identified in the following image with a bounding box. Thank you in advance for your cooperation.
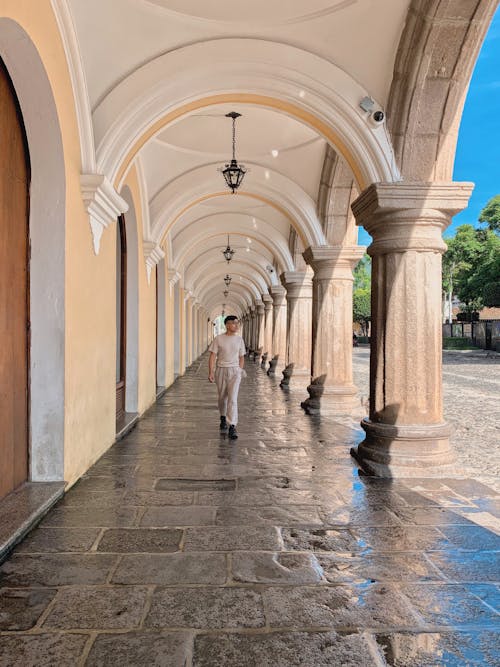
[1,354,499,666]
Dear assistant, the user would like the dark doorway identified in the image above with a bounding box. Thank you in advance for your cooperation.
[116,214,127,424]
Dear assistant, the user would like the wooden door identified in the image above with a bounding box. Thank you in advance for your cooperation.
[116,215,127,423]
[0,58,30,501]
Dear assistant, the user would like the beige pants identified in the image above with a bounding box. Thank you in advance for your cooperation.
[215,366,242,426]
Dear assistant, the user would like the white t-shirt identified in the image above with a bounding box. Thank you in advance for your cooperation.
[209,334,246,367]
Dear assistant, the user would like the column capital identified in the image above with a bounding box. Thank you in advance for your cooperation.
[303,245,365,280]
[281,269,313,285]
[270,285,286,306]
[280,271,313,300]
[255,302,265,315]
[352,182,474,256]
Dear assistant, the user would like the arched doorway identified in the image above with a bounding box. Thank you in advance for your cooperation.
[116,214,127,423]
[0,56,30,501]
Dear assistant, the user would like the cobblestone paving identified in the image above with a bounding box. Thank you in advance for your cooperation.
[0,354,499,666]
[353,348,500,493]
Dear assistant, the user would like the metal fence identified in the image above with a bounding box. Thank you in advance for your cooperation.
[442,320,500,351]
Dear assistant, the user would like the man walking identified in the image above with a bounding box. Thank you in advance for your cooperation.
[208,315,246,440]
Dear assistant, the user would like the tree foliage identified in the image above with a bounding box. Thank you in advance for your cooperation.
[443,224,500,309]
[353,254,371,334]
[479,194,500,233]
[353,288,371,334]
[353,253,371,290]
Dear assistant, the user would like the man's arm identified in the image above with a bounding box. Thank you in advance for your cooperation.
[239,355,245,369]
[208,351,216,382]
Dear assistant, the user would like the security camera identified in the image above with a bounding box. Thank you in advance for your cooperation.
[266,265,274,273]
[372,110,385,123]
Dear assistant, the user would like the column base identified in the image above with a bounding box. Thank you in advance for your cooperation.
[301,382,359,415]
[280,365,310,389]
[261,352,268,368]
[267,356,285,375]
[350,418,456,478]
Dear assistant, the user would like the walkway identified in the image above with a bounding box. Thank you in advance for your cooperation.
[0,355,499,666]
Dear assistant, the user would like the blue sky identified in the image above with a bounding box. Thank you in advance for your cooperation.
[358,7,500,246]
[451,6,500,236]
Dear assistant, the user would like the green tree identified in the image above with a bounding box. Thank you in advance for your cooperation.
[353,253,371,290]
[442,224,500,315]
[465,229,500,307]
[479,194,500,233]
[353,254,371,335]
[353,287,371,335]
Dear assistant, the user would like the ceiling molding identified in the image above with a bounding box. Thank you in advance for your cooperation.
[50,0,96,172]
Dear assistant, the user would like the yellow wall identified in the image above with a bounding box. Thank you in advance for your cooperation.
[0,1,190,490]
[121,165,157,413]
[0,1,117,486]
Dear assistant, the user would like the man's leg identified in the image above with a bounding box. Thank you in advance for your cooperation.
[226,368,242,438]
[215,368,228,429]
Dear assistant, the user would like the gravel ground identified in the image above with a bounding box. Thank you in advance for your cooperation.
[352,347,500,493]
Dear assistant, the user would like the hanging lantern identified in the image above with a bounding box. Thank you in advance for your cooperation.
[221,112,246,193]
[222,235,235,263]
[223,290,229,298]
[224,274,232,287]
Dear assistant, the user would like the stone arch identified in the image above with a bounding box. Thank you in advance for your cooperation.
[288,227,308,271]
[197,269,267,305]
[387,0,498,180]
[186,252,275,295]
[93,39,399,190]
[151,163,325,250]
[173,222,294,276]
[203,285,255,311]
[0,19,66,483]
[317,145,360,245]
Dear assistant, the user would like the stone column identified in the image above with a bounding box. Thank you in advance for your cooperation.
[280,270,313,388]
[241,313,248,347]
[350,182,473,477]
[255,301,265,359]
[247,307,255,352]
[301,246,364,413]
[268,286,287,375]
[202,312,207,352]
[261,294,273,366]
[245,312,251,350]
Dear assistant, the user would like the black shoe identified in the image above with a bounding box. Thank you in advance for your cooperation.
[228,425,238,440]
[220,416,228,431]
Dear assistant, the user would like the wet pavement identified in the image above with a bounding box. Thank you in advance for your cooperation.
[0,354,499,666]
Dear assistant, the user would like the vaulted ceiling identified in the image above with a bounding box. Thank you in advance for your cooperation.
[68,0,412,317]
